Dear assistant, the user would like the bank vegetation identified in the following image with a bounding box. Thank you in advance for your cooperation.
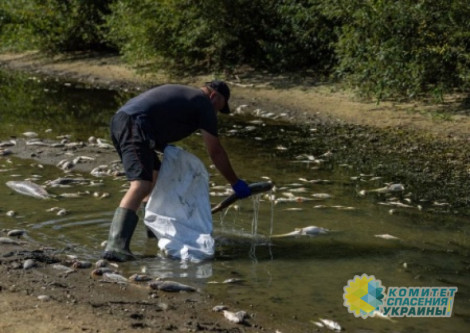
[1,0,469,103]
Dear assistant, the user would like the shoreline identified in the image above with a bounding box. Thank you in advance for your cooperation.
[1,51,469,143]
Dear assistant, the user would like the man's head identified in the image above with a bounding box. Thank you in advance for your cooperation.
[206,80,230,114]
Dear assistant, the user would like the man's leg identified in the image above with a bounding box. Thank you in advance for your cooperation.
[142,169,159,238]
[102,180,153,262]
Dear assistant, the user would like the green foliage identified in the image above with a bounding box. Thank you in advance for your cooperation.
[0,0,116,52]
[324,0,470,100]
[104,0,336,72]
[0,0,469,100]
[0,0,39,51]
[34,0,116,52]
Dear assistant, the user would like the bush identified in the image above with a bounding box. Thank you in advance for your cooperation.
[0,0,39,51]
[104,0,336,73]
[325,0,470,100]
[29,0,115,52]
[1,0,469,101]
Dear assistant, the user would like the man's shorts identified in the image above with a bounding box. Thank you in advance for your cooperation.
[110,112,161,181]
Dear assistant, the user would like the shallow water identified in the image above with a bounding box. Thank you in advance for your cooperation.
[1,70,469,332]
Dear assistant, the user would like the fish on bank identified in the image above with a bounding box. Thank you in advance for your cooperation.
[148,280,197,292]
[223,310,248,324]
[128,274,152,282]
[271,226,329,238]
[6,180,50,199]
[211,181,274,213]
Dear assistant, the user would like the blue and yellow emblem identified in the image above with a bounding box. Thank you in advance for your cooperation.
[343,274,385,318]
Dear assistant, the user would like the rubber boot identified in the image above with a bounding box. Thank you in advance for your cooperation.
[142,202,156,238]
[102,207,138,262]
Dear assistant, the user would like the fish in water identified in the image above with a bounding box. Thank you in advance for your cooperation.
[375,234,400,240]
[211,181,274,213]
[271,226,329,238]
[148,280,196,292]
[312,318,342,331]
[6,180,50,199]
[0,237,20,245]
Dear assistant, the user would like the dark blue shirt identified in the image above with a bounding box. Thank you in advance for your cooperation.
[118,84,218,150]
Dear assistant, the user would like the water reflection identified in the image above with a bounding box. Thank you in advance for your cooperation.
[136,256,214,280]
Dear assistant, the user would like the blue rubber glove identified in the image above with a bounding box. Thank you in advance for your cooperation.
[232,179,251,198]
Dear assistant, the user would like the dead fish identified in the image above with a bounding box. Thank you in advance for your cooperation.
[6,180,50,199]
[56,209,69,216]
[0,148,13,156]
[65,142,86,149]
[375,234,400,240]
[223,278,244,284]
[93,191,110,199]
[223,310,248,324]
[52,264,76,275]
[96,139,114,149]
[275,195,313,203]
[362,183,405,195]
[318,318,341,331]
[94,259,109,268]
[208,278,244,285]
[0,237,20,245]
[7,229,26,237]
[371,310,396,322]
[57,159,75,172]
[71,260,92,269]
[148,280,196,292]
[128,274,152,282]
[378,201,414,208]
[211,181,274,213]
[23,259,37,270]
[72,156,95,164]
[312,193,332,199]
[22,131,38,138]
[90,165,111,177]
[90,267,116,279]
[46,177,89,187]
[37,295,51,302]
[6,210,17,217]
[212,305,228,312]
[101,272,128,284]
[271,226,329,238]
[26,139,49,147]
[0,140,15,147]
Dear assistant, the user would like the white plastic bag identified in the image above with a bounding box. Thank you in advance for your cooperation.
[144,145,214,261]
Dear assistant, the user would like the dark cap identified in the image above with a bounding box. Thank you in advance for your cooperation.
[206,80,230,114]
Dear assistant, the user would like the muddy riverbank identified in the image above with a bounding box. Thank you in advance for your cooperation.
[1,51,470,332]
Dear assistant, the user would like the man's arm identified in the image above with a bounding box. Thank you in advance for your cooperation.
[201,129,238,185]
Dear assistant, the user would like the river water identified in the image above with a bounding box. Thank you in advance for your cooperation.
[1,70,469,332]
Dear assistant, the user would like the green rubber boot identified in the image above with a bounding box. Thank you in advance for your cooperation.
[142,201,156,238]
[102,207,138,262]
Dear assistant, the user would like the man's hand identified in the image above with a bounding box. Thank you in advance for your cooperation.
[232,179,251,198]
